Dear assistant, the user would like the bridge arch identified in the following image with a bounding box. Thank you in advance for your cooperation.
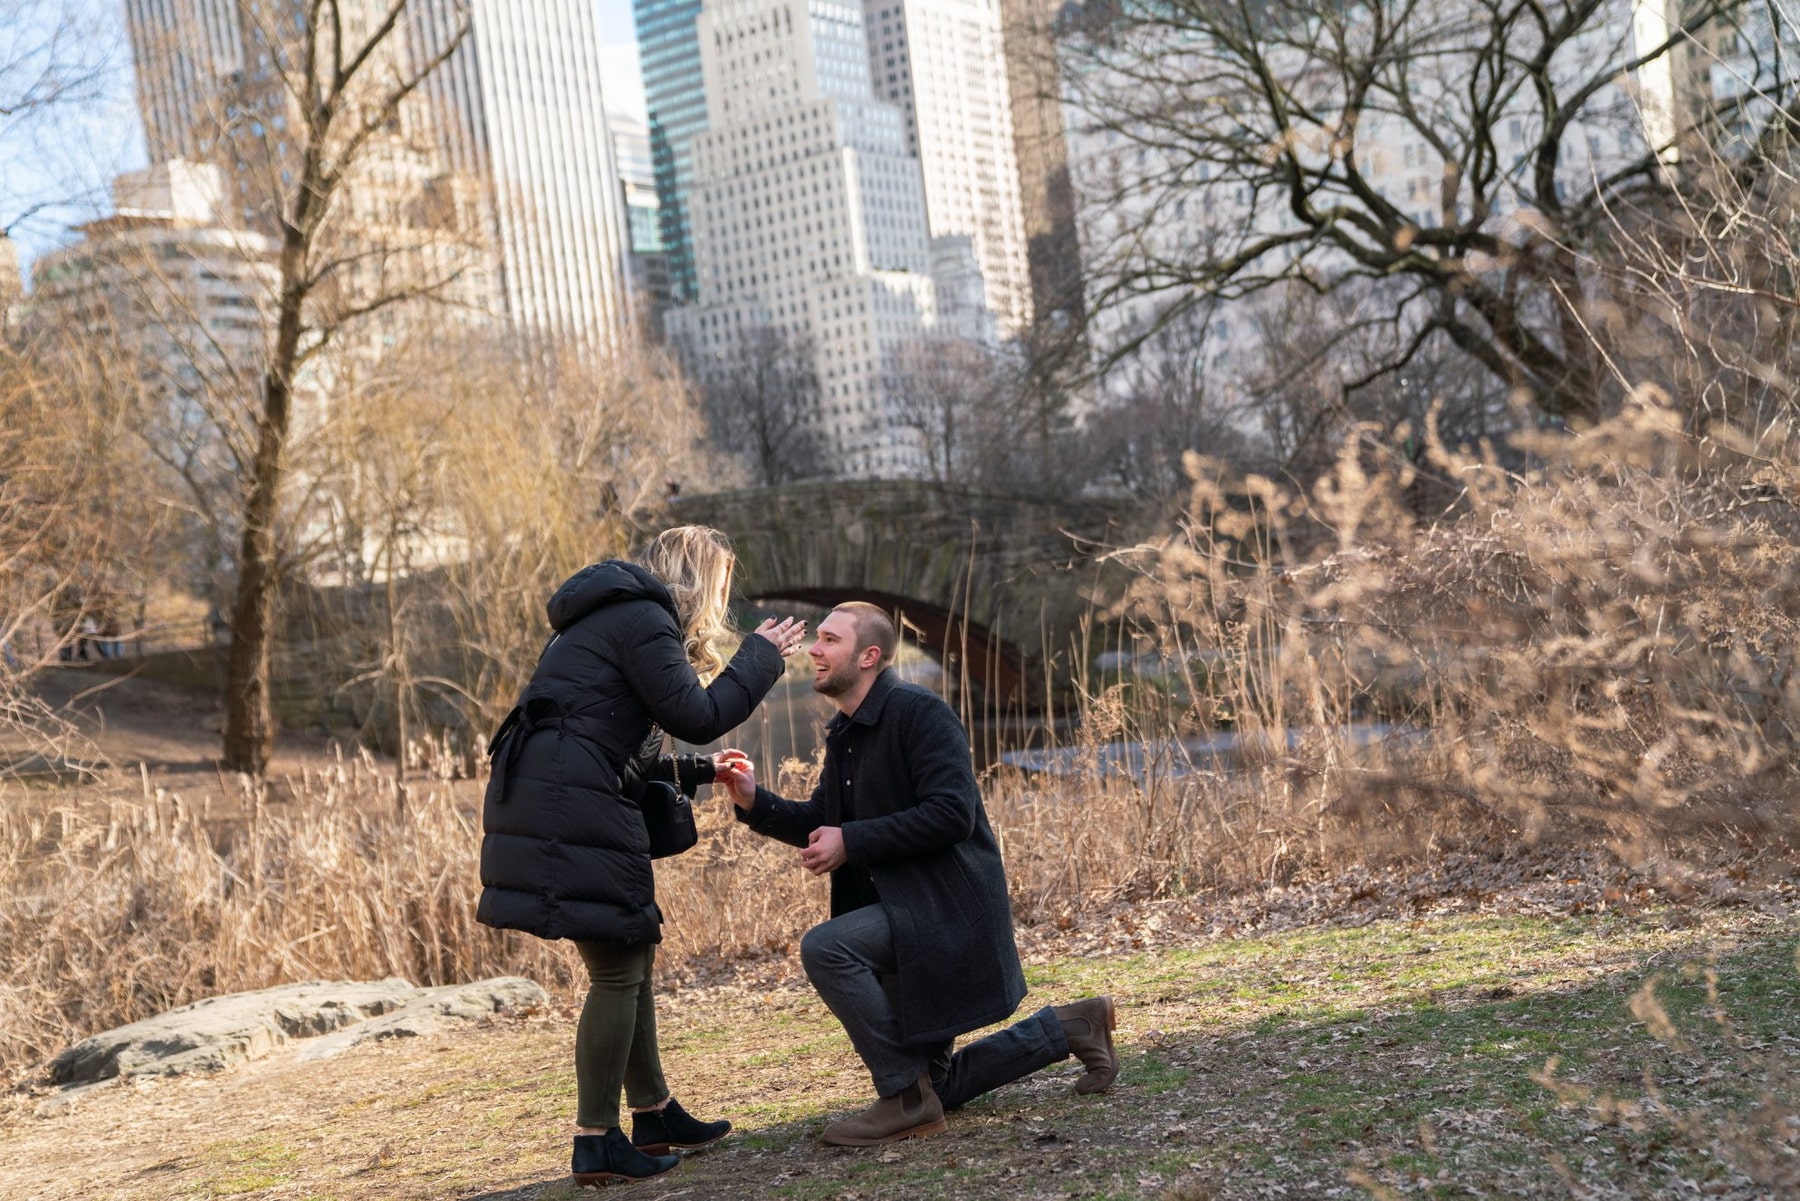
[673,480,1143,707]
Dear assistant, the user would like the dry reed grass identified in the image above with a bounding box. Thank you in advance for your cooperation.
[0,746,846,1086]
[1098,391,1800,885]
[6,397,1798,1087]
[0,724,1294,1086]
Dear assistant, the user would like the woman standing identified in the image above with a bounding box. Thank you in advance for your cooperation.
[478,526,805,1187]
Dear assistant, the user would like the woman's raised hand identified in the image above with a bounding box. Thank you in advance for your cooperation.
[753,616,807,658]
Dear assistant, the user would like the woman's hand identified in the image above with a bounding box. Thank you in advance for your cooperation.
[711,749,758,809]
[752,616,807,657]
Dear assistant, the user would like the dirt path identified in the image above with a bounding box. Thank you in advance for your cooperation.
[9,663,405,814]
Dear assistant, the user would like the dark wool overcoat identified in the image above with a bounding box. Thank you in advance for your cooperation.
[477,561,784,945]
[734,669,1027,1046]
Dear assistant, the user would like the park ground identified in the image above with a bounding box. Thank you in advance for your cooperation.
[3,894,1796,1200]
[3,665,1798,1199]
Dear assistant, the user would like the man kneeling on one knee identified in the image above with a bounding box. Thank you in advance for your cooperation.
[714,601,1117,1146]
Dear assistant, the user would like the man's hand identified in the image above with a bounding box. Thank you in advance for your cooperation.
[712,749,757,810]
[800,826,847,876]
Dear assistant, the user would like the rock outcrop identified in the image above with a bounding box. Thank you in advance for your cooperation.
[50,977,548,1086]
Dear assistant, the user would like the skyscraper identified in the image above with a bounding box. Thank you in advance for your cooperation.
[668,0,943,477]
[124,0,430,233]
[864,0,1032,337]
[411,0,634,347]
[29,161,280,429]
[124,0,632,349]
[610,111,674,325]
[997,0,1082,324]
[633,0,709,305]
[121,0,246,165]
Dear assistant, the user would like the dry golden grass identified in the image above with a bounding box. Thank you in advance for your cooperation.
[1102,392,1800,868]
[5,397,1799,1092]
[0,741,1265,1086]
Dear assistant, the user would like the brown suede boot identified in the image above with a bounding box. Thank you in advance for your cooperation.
[820,1074,947,1146]
[1055,996,1118,1094]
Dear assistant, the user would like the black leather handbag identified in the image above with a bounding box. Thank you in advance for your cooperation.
[641,780,699,859]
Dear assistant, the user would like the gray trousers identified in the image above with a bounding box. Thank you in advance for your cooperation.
[800,903,1069,1104]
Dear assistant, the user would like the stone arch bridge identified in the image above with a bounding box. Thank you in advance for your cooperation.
[674,481,1149,706]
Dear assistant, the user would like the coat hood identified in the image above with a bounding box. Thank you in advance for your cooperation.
[545,560,677,632]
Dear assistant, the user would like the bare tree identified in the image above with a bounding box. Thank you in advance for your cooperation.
[699,325,829,486]
[1083,302,1254,500]
[0,1,158,759]
[0,325,174,761]
[0,0,118,244]
[210,1,473,775]
[1586,104,1800,434]
[1056,0,1769,427]
[992,313,1087,497]
[1227,282,1515,487]
[26,189,284,619]
[427,331,720,731]
[890,336,1014,485]
[887,322,1095,498]
[266,319,722,774]
[0,2,105,115]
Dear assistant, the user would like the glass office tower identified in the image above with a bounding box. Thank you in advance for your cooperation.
[633,0,709,305]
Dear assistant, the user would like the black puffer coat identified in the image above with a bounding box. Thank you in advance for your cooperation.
[477,561,785,945]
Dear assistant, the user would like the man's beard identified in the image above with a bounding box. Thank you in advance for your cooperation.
[812,659,860,697]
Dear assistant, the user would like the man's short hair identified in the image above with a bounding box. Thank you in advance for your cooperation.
[833,601,898,667]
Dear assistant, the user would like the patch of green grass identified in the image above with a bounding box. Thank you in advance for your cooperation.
[745,1035,844,1068]
[658,912,1797,1201]
[733,1097,838,1143]
[99,907,1790,1201]
[1200,927,1799,1197]
[182,1137,298,1199]
[1120,1049,1193,1095]
[527,1076,578,1105]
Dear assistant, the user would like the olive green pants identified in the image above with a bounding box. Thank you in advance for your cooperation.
[573,940,670,1130]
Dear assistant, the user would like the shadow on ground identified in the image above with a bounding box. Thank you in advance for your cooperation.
[459,923,1800,1201]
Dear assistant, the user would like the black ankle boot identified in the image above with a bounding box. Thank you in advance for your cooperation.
[571,1127,679,1187]
[631,1097,732,1154]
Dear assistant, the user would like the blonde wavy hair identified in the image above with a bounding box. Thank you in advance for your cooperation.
[634,525,737,680]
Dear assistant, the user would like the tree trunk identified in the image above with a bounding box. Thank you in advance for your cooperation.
[220,381,290,774]
[221,241,306,775]
[210,2,469,776]
[386,534,408,809]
